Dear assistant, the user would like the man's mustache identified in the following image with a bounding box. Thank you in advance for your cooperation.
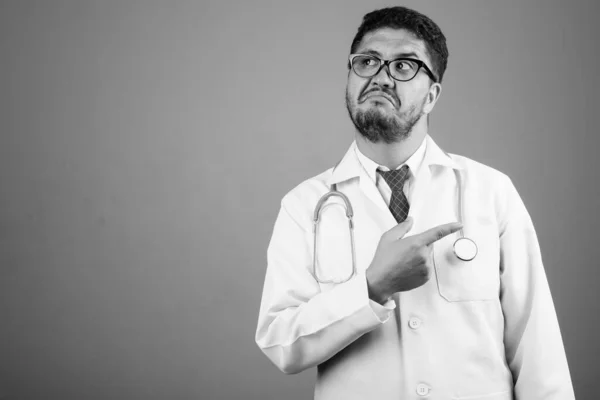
[359,89,399,107]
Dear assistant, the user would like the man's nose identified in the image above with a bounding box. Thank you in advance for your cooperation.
[371,63,394,87]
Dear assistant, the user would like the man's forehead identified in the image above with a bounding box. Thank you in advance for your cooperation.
[356,28,428,60]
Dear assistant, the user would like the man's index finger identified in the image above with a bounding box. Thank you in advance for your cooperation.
[417,222,463,245]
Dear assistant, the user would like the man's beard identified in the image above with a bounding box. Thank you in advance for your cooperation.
[346,91,425,144]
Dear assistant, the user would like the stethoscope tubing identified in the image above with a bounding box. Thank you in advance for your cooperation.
[312,165,477,283]
[312,184,358,284]
[453,168,478,261]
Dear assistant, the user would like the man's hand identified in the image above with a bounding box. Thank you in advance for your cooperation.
[366,217,463,304]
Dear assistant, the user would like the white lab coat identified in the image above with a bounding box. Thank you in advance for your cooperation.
[255,135,574,400]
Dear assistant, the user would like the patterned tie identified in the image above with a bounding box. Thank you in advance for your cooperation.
[377,165,410,223]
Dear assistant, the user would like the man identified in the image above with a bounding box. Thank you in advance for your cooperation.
[255,6,574,400]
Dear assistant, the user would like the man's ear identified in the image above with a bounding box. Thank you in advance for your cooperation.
[422,82,442,115]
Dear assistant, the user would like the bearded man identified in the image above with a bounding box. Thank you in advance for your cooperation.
[255,6,574,400]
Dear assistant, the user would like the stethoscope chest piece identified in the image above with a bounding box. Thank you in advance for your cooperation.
[453,237,478,261]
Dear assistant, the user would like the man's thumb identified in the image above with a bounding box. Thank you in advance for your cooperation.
[387,217,413,240]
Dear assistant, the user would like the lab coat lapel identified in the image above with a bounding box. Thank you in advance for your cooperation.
[328,142,395,220]
[327,143,396,275]
[408,136,462,236]
[407,163,434,236]
[358,169,393,218]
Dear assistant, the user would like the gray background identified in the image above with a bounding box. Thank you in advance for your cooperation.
[0,0,598,399]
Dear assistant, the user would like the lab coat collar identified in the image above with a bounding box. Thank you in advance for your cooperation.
[328,134,462,186]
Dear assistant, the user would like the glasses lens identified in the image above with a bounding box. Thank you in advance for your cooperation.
[352,55,380,77]
[389,59,419,81]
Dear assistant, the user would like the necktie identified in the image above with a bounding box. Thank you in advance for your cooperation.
[377,165,410,223]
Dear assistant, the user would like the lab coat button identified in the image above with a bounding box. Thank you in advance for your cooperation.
[408,317,422,329]
[416,383,430,396]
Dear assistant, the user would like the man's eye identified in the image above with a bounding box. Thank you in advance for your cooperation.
[361,58,376,66]
[395,61,415,71]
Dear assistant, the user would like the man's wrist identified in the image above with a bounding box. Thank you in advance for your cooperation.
[366,269,388,305]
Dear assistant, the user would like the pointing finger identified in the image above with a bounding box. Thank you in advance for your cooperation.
[416,222,463,246]
[385,217,414,240]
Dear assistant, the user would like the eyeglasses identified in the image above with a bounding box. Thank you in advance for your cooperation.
[348,54,438,83]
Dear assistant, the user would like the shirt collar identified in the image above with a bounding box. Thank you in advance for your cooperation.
[328,134,463,186]
[354,135,427,183]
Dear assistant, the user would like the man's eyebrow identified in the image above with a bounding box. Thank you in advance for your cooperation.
[358,49,382,57]
[393,51,420,59]
[356,49,422,60]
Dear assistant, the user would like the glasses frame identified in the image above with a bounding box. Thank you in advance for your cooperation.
[348,53,438,83]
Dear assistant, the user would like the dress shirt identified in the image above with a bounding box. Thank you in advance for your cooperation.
[354,135,427,207]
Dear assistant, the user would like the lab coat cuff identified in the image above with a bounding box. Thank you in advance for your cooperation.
[326,271,395,323]
[353,271,396,323]
[368,296,396,323]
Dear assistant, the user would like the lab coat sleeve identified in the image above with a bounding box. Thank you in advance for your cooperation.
[498,176,575,399]
[255,196,395,374]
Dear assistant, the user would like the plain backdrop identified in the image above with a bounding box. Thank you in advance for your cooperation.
[1,0,598,399]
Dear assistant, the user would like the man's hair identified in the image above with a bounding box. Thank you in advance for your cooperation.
[350,6,449,83]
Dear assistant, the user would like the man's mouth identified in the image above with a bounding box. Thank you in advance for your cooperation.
[359,91,398,107]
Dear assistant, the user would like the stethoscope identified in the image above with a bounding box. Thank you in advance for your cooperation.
[312,168,478,284]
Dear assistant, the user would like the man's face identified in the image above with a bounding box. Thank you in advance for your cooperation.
[346,28,437,143]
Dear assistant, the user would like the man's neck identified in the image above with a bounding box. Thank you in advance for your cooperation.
[355,129,427,170]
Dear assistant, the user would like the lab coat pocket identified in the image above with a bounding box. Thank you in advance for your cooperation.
[433,221,500,302]
[313,202,355,287]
